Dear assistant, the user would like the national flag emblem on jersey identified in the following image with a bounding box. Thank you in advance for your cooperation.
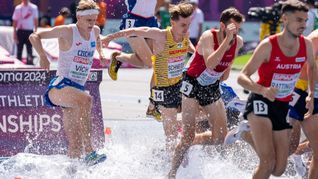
[295,57,305,63]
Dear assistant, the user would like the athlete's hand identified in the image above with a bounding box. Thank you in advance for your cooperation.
[99,55,107,67]
[225,23,237,43]
[261,86,278,102]
[101,35,111,48]
[39,54,50,70]
[304,95,314,119]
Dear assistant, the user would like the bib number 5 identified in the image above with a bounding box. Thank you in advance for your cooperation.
[180,81,193,96]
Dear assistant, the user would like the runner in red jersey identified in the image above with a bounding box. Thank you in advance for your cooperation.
[225,1,316,178]
[168,7,244,178]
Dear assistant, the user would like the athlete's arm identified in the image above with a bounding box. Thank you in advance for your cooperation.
[237,39,277,101]
[29,25,69,70]
[188,39,195,53]
[201,24,236,70]
[94,26,107,66]
[304,37,317,119]
[101,27,165,47]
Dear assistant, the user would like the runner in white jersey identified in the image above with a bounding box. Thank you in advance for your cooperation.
[29,0,107,166]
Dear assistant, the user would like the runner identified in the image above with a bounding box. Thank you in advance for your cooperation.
[107,0,164,81]
[288,29,318,178]
[225,1,316,178]
[109,0,167,120]
[102,2,194,152]
[29,0,107,166]
[168,7,244,178]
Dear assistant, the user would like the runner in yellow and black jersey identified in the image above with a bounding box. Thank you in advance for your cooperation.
[102,2,195,152]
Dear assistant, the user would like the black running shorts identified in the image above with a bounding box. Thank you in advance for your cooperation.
[243,93,292,131]
[180,73,221,106]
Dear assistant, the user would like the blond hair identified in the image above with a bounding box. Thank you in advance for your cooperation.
[76,0,99,11]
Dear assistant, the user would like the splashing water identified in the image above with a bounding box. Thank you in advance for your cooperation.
[0,119,301,179]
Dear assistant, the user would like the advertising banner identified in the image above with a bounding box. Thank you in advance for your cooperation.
[0,69,104,157]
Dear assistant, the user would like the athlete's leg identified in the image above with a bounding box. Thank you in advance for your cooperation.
[160,106,179,152]
[301,114,318,179]
[49,87,94,157]
[192,100,227,145]
[271,129,290,176]
[113,29,153,67]
[62,107,81,158]
[294,139,310,155]
[248,113,275,179]
[288,118,301,155]
[169,96,199,178]
[146,74,162,119]
[109,37,153,80]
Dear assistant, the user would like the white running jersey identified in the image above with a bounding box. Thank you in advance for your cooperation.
[57,24,96,85]
[125,0,156,17]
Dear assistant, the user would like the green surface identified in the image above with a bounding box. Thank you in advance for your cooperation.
[232,53,252,70]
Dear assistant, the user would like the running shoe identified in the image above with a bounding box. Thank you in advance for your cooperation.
[224,120,250,145]
[146,103,162,122]
[108,52,122,81]
[84,151,107,166]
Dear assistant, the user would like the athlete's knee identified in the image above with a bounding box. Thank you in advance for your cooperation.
[259,156,276,172]
[272,163,287,176]
[75,95,93,108]
[142,58,152,68]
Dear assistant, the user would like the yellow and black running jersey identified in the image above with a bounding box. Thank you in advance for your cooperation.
[153,27,189,87]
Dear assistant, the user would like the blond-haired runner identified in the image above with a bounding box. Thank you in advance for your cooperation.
[102,2,194,152]
[168,7,244,178]
[225,1,316,178]
[29,0,107,166]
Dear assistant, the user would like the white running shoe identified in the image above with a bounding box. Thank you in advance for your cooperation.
[224,120,250,145]
[291,154,306,177]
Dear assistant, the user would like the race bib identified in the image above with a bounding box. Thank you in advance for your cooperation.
[289,91,301,107]
[168,56,184,79]
[197,69,223,86]
[180,81,193,96]
[125,19,136,29]
[152,89,164,102]
[271,73,299,99]
[253,100,268,115]
[69,56,92,82]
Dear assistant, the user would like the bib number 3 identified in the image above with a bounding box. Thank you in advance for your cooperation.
[125,19,136,29]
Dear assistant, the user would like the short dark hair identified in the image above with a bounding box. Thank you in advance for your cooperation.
[169,2,194,21]
[282,0,309,14]
[220,7,244,24]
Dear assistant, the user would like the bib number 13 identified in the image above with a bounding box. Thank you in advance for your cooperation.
[253,100,268,115]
